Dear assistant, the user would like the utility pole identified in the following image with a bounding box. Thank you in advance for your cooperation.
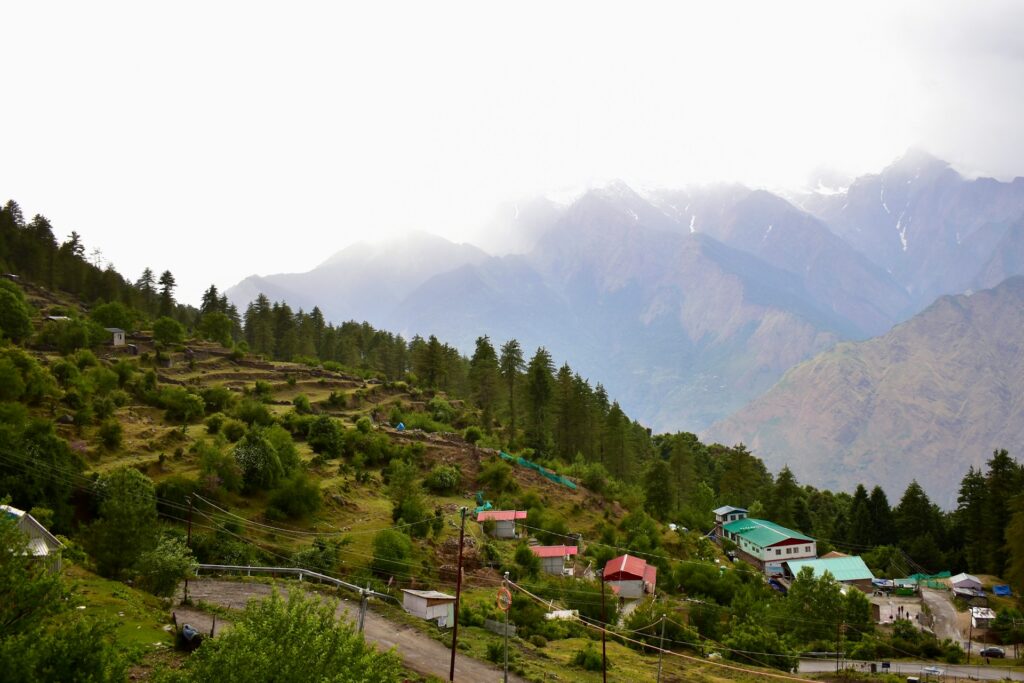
[503,572,510,683]
[967,613,974,663]
[358,583,369,633]
[834,621,839,673]
[657,613,666,683]
[449,506,467,682]
[599,568,607,683]
[184,496,194,604]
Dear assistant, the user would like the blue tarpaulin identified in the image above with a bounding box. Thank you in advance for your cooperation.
[993,584,1012,596]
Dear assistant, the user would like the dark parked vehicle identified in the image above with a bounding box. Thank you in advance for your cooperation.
[979,646,1005,658]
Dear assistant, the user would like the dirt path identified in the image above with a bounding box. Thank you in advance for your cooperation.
[184,579,525,683]
[921,587,961,644]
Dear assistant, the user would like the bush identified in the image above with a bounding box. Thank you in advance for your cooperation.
[486,642,503,663]
[463,425,482,444]
[572,643,605,671]
[221,418,247,442]
[97,418,122,450]
[205,412,226,434]
[371,529,412,580]
[160,386,206,423]
[478,459,517,494]
[134,535,196,598]
[355,416,372,434]
[529,635,547,648]
[200,385,234,414]
[38,317,108,354]
[292,394,312,414]
[307,415,343,457]
[424,464,462,494]
[233,398,274,426]
[268,472,322,519]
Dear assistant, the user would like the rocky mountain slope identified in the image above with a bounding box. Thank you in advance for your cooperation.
[704,276,1024,507]
[226,152,1024,441]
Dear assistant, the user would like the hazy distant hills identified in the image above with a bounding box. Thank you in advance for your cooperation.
[226,150,1024,468]
[796,148,1024,309]
[704,276,1024,507]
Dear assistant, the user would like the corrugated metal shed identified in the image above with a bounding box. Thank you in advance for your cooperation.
[787,556,875,582]
[722,518,813,547]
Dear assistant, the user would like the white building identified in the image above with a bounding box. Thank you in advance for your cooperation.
[713,505,748,530]
[401,589,456,627]
[971,607,996,629]
[951,573,982,591]
[1,504,63,574]
[721,518,816,575]
[530,545,578,576]
[105,328,126,346]
[476,510,527,539]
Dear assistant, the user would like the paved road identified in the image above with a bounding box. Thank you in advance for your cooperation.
[800,658,1024,680]
[184,579,525,683]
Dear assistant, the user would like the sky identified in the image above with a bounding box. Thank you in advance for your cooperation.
[3,1,1024,305]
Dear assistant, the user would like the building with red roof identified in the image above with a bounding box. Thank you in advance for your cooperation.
[602,553,657,599]
[476,510,527,539]
[530,545,578,576]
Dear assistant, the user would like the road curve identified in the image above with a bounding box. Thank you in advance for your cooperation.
[183,579,525,683]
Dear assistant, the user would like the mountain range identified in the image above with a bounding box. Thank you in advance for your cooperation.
[227,150,1024,503]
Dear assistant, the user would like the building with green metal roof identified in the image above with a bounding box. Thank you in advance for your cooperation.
[721,518,817,575]
[785,556,875,590]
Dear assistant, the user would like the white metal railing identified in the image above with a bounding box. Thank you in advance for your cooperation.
[194,564,395,603]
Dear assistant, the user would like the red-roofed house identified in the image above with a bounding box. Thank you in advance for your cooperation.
[476,510,527,539]
[530,545,578,576]
[603,554,657,599]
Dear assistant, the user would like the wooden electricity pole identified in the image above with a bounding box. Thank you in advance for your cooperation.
[657,613,666,682]
[449,507,467,682]
[183,496,194,604]
[600,568,607,683]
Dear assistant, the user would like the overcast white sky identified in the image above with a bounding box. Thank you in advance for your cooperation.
[3,1,1024,304]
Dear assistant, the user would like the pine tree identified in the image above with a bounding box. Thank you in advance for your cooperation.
[499,339,525,446]
[868,486,895,547]
[956,466,989,573]
[469,336,500,432]
[524,347,554,454]
[157,270,176,317]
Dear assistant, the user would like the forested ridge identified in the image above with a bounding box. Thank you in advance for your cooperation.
[3,197,1024,681]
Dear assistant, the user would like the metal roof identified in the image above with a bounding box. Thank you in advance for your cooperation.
[401,589,455,600]
[713,505,747,515]
[476,510,527,522]
[603,553,656,585]
[787,556,875,582]
[530,545,578,558]
[722,518,813,547]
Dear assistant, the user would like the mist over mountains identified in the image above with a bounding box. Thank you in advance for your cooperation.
[227,150,1024,502]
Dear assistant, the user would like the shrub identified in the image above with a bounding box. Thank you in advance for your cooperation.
[134,535,196,598]
[160,386,206,423]
[572,643,605,671]
[292,394,312,414]
[463,425,482,444]
[233,398,274,426]
[221,418,247,442]
[355,416,372,434]
[98,418,122,450]
[424,464,462,494]
[486,642,503,663]
[200,385,234,414]
[307,415,343,457]
[205,412,226,434]
[529,635,547,648]
[478,459,517,494]
[371,529,412,580]
[268,472,322,519]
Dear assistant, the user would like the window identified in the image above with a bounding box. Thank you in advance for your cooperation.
[805,546,810,553]
[775,549,781,556]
